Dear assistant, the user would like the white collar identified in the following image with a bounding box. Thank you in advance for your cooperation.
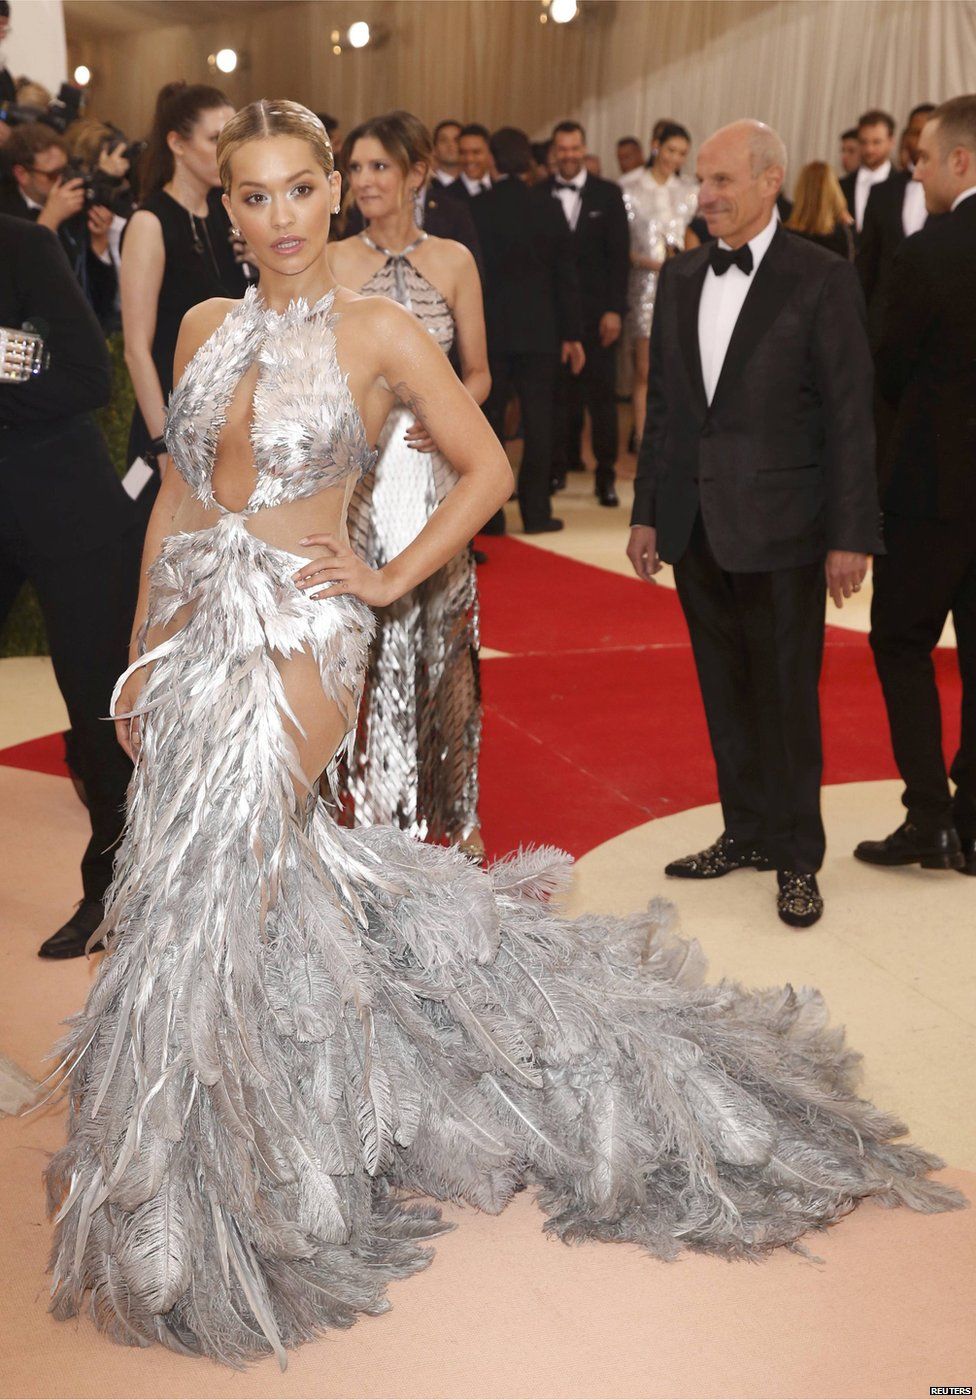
[717,211,778,267]
[556,169,586,190]
[857,159,892,184]
[951,185,976,211]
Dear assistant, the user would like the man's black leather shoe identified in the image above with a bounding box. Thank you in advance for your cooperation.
[596,483,619,507]
[853,820,964,871]
[523,518,564,535]
[776,871,823,928]
[38,899,105,959]
[550,474,566,493]
[665,833,773,879]
[957,832,976,876]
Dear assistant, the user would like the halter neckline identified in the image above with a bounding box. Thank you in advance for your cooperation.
[359,229,429,260]
[250,284,338,321]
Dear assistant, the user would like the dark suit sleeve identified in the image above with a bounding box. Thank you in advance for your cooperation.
[0,223,112,427]
[85,247,119,327]
[606,184,630,318]
[549,201,583,342]
[874,236,932,407]
[855,185,882,306]
[630,260,672,527]
[809,258,881,553]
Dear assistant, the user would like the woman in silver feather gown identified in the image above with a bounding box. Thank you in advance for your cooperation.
[329,115,489,855]
[43,102,963,1372]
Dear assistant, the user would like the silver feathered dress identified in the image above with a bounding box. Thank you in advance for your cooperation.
[43,285,964,1371]
[340,242,480,842]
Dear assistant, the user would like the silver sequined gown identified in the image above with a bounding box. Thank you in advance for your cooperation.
[623,173,698,337]
[340,242,480,841]
[44,285,962,1370]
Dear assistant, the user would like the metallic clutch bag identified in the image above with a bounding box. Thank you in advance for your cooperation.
[0,325,50,382]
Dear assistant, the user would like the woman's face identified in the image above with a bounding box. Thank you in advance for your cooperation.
[657,137,689,177]
[171,104,235,189]
[223,133,339,276]
[346,135,422,221]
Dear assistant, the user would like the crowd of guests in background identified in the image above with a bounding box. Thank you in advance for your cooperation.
[1,14,974,950]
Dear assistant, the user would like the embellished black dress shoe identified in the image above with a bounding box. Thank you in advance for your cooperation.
[665,833,773,879]
[853,820,964,871]
[595,484,619,507]
[523,518,564,535]
[549,474,566,493]
[38,899,105,959]
[776,871,823,928]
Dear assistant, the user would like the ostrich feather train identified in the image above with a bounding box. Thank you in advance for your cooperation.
[43,285,964,1371]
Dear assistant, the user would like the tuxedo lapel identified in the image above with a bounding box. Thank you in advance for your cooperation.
[676,257,709,410]
[710,230,800,412]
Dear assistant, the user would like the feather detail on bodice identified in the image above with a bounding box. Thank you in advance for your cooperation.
[164,286,379,515]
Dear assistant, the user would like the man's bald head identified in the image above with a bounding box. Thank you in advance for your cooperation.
[696,120,787,248]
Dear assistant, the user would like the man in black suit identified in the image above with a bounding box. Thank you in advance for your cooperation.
[541,119,629,507]
[0,121,117,330]
[857,103,936,345]
[443,123,494,202]
[471,127,584,535]
[855,95,976,877]
[627,120,880,929]
[0,215,141,956]
[840,109,897,235]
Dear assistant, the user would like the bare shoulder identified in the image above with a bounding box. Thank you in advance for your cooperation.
[425,234,476,275]
[334,286,419,342]
[179,296,239,343]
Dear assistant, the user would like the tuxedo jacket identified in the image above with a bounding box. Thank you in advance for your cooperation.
[342,184,484,277]
[874,194,976,521]
[469,176,582,356]
[0,181,118,328]
[535,173,629,332]
[0,215,133,553]
[631,225,881,572]
[855,170,934,345]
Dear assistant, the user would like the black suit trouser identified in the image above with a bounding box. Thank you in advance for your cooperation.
[673,513,827,873]
[869,510,976,834]
[552,335,618,485]
[0,454,141,905]
[484,351,557,531]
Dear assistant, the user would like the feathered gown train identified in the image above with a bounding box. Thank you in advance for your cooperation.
[43,285,964,1370]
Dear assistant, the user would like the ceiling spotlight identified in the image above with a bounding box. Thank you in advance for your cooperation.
[73,65,91,86]
[214,47,238,73]
[550,0,578,21]
[347,21,370,48]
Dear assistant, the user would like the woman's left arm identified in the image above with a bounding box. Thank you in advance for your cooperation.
[296,298,512,607]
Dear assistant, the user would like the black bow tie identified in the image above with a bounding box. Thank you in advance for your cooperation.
[555,178,582,191]
[709,243,754,276]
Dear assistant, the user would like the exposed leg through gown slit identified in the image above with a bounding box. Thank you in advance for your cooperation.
[43,512,965,1370]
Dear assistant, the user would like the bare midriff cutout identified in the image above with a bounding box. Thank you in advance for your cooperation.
[168,475,357,562]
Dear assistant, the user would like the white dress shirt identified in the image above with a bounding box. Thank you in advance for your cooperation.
[951,185,976,211]
[553,168,587,231]
[901,176,927,236]
[432,167,456,187]
[854,159,892,230]
[459,171,491,197]
[697,213,778,406]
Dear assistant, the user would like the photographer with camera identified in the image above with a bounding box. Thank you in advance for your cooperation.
[1,213,142,957]
[0,122,118,330]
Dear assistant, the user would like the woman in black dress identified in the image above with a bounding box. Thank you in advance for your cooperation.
[120,82,251,510]
[785,160,856,260]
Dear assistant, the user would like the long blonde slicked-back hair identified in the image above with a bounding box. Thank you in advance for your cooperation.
[217,98,335,191]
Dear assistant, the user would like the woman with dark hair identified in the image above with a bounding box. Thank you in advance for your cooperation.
[329,110,489,858]
[43,100,960,1369]
[120,81,249,508]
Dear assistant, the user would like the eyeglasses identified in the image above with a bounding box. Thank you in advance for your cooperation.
[22,164,68,180]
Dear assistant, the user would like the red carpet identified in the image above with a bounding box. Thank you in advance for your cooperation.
[1,537,962,861]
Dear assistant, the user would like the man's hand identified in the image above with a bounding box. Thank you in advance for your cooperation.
[627,525,662,582]
[36,176,86,231]
[825,550,868,609]
[560,340,585,375]
[87,203,113,258]
[598,311,622,348]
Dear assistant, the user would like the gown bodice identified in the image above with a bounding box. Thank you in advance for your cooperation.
[164,284,379,517]
[356,233,456,355]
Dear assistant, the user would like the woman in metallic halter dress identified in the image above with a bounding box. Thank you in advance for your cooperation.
[329,113,489,858]
[42,101,962,1371]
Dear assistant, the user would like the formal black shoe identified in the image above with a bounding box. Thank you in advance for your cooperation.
[665,833,773,879]
[472,548,488,565]
[776,871,823,928]
[853,820,964,871]
[523,518,564,535]
[38,899,105,959]
[480,516,506,537]
[957,832,976,876]
[595,484,619,507]
[549,475,566,493]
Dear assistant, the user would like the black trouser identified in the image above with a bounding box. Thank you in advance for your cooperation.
[0,510,140,903]
[552,333,618,488]
[870,510,976,835]
[484,351,558,531]
[673,513,827,873]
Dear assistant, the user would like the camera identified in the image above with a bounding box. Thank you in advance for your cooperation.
[0,82,82,135]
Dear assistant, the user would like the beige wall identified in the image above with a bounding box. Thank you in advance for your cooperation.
[66,0,976,175]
